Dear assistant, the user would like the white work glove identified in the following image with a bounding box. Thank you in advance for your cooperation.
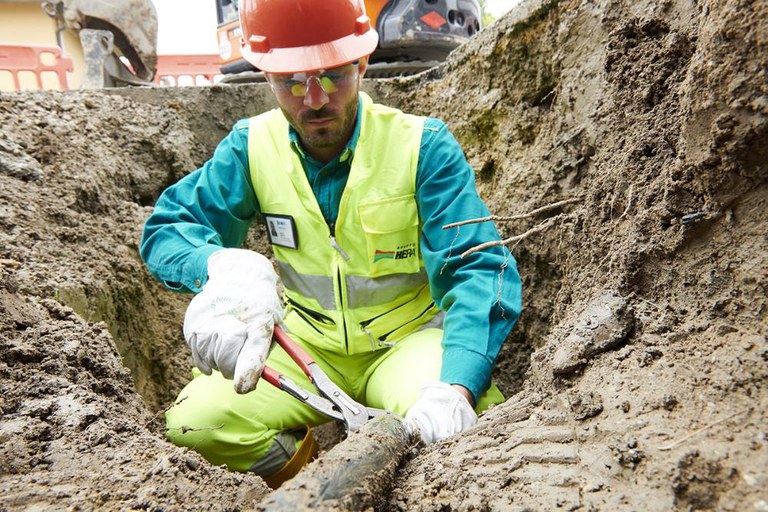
[183,248,282,394]
[404,381,478,445]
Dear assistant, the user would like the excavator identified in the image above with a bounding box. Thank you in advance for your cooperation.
[215,0,483,81]
[45,0,157,87]
[1,0,479,90]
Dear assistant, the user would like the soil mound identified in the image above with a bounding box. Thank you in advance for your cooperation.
[1,0,765,510]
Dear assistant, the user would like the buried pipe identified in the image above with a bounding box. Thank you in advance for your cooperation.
[255,414,413,511]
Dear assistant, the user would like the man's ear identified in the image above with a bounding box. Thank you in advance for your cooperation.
[358,57,368,79]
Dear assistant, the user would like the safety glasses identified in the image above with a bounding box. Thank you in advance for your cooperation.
[267,61,359,97]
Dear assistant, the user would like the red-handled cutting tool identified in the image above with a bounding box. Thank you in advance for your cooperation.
[262,326,392,433]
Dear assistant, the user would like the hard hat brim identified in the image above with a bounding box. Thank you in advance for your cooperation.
[241,30,379,74]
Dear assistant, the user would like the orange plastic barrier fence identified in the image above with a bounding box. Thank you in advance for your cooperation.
[0,44,74,90]
[155,54,222,86]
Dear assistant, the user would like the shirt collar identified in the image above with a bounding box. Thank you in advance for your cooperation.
[288,94,363,164]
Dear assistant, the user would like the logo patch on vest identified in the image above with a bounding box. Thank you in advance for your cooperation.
[373,243,416,263]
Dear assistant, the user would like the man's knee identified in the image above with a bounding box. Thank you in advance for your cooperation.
[165,395,229,448]
[166,400,318,488]
[164,372,323,474]
[476,383,505,413]
[163,377,275,471]
[165,400,277,471]
[167,393,247,442]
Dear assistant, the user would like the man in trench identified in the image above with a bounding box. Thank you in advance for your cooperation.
[140,0,522,487]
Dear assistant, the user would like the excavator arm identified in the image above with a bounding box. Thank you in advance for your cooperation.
[42,0,157,87]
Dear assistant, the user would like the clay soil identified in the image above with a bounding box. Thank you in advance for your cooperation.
[1,0,766,510]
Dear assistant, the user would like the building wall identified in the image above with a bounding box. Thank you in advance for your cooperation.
[0,3,85,90]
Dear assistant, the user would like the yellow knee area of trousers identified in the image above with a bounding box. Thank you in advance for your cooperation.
[364,328,505,416]
[165,373,271,471]
[165,338,340,472]
[165,368,318,472]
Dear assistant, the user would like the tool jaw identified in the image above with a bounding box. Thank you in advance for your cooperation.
[309,363,369,432]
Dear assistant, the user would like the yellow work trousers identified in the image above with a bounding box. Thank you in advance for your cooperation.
[165,328,504,471]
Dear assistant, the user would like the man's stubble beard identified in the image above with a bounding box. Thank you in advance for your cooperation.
[286,98,358,152]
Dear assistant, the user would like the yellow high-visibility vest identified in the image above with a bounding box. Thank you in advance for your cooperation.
[248,93,441,354]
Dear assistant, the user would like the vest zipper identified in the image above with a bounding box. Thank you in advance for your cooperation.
[328,221,351,262]
[330,236,350,261]
[328,220,349,353]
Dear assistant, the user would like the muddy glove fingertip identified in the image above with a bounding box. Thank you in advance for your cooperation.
[232,321,274,394]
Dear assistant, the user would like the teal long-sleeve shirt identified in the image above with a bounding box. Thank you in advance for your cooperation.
[140,96,522,400]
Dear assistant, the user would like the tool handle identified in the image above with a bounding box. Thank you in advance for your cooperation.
[273,326,314,377]
[261,366,281,388]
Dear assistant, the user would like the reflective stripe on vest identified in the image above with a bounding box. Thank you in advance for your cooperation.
[278,260,430,310]
[247,93,441,354]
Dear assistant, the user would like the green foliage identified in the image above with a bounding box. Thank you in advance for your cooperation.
[514,122,538,145]
[479,0,497,27]
[508,0,559,38]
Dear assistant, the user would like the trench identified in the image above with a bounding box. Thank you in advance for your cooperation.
[54,83,540,412]
[49,85,282,412]
[3,0,766,509]
[45,82,542,506]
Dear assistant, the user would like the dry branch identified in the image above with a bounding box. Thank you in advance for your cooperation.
[461,215,564,258]
[657,409,750,451]
[443,197,581,229]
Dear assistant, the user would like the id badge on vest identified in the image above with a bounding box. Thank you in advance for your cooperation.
[264,214,298,249]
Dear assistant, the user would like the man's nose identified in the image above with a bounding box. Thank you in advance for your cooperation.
[303,77,330,110]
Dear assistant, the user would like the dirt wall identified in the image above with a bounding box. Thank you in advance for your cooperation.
[0,85,277,509]
[370,0,767,509]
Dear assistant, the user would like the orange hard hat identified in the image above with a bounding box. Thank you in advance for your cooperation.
[239,0,379,73]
